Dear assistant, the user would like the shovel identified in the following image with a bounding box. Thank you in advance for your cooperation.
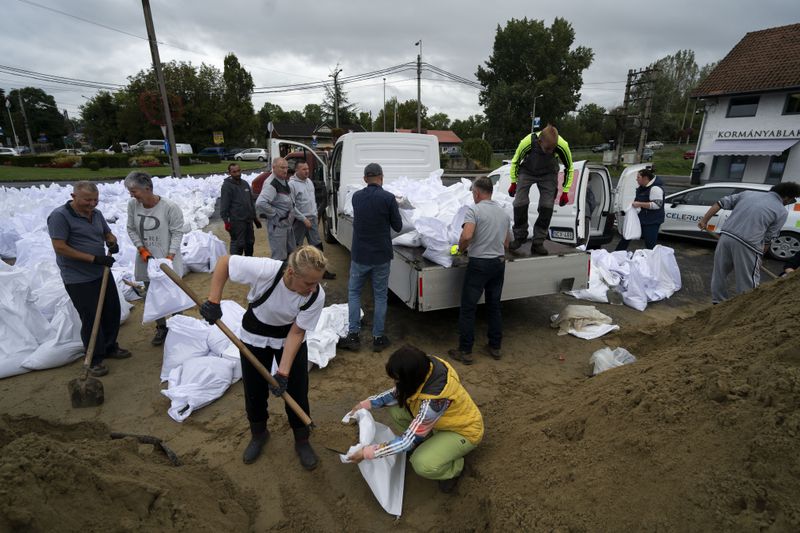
[704,229,778,280]
[68,263,110,408]
[158,263,314,429]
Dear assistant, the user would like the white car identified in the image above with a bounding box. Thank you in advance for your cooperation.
[0,147,19,156]
[234,148,267,162]
[55,148,86,156]
[661,182,800,260]
[645,141,664,149]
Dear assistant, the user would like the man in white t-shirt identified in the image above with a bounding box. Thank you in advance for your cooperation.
[199,246,328,469]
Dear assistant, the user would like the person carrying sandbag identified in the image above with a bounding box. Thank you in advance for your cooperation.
[347,345,484,493]
[198,245,327,469]
[614,167,665,252]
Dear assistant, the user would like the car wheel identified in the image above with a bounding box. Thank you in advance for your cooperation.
[258,156,265,162]
[235,156,242,161]
[768,231,800,260]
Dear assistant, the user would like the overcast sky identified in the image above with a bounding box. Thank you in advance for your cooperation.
[1,0,796,124]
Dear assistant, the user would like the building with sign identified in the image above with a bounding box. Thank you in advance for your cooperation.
[690,23,800,184]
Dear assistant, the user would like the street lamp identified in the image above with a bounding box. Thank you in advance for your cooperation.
[414,39,422,133]
[531,94,543,134]
[383,77,386,132]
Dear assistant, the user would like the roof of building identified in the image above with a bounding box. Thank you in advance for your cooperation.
[272,123,316,138]
[692,23,800,98]
[395,129,463,144]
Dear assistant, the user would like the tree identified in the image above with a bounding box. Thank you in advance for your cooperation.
[8,87,68,149]
[451,114,487,140]
[321,69,357,126]
[303,104,323,125]
[426,112,451,130]
[397,99,427,130]
[476,17,593,148]
[222,53,256,145]
[357,111,372,131]
[257,101,286,133]
[80,91,121,148]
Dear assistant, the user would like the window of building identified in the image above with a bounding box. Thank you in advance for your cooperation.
[766,149,790,184]
[783,93,800,115]
[726,96,760,118]
[710,155,748,181]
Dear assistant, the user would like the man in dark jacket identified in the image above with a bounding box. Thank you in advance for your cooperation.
[614,168,665,251]
[338,163,402,353]
[220,163,260,256]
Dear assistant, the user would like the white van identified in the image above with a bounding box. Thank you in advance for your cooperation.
[130,139,193,155]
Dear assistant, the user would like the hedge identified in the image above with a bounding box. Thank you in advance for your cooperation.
[461,138,493,168]
[0,155,57,167]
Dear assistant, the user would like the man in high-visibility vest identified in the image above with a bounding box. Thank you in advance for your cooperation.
[507,125,573,255]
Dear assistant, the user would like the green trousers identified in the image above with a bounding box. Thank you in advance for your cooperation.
[388,405,476,481]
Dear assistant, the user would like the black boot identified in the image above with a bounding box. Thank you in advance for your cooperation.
[242,422,269,464]
[510,205,529,251]
[293,427,319,470]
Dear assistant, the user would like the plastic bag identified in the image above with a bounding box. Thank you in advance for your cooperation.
[589,347,636,375]
[142,258,195,323]
[621,205,641,240]
[161,356,236,422]
[341,409,406,517]
[161,315,212,382]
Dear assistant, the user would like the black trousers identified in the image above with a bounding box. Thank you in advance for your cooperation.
[64,276,121,366]
[230,220,255,256]
[240,341,309,430]
[458,257,505,352]
[615,222,661,251]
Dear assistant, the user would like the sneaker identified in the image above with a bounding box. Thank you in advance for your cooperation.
[88,363,109,377]
[151,326,168,346]
[438,472,462,493]
[531,243,549,256]
[242,429,270,465]
[337,332,361,351]
[106,347,132,359]
[294,440,319,470]
[486,345,502,360]
[509,239,524,251]
[322,270,337,280]
[372,335,391,352]
[448,348,474,365]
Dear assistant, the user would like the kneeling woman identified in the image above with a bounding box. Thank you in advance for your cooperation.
[347,345,483,492]
[200,245,327,469]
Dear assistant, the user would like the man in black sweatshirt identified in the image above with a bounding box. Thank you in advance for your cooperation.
[220,163,260,256]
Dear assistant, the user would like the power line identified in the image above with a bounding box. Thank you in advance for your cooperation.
[0,64,124,90]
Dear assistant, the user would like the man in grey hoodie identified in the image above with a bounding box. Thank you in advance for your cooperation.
[290,161,335,279]
[255,157,296,260]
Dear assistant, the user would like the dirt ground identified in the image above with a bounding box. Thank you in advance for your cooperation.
[1,222,798,532]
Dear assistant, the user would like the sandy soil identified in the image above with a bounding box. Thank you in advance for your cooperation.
[1,222,798,532]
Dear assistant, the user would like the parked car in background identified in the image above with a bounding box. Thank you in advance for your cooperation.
[645,141,664,149]
[224,147,245,159]
[660,182,800,260]
[131,139,192,154]
[234,148,267,161]
[0,147,20,156]
[591,143,612,153]
[683,150,696,160]
[197,147,226,158]
[104,142,130,154]
[16,146,31,155]
[55,148,87,156]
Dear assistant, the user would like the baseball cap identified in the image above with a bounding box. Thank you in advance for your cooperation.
[364,163,383,177]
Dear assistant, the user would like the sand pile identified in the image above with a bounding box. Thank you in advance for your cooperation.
[0,415,254,532]
[474,273,800,531]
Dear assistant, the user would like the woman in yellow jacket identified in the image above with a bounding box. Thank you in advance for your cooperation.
[347,345,484,493]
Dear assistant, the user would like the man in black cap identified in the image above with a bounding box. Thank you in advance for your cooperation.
[338,162,402,353]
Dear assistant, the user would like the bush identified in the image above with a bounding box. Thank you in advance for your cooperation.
[0,155,56,167]
[129,155,163,168]
[155,154,192,166]
[461,138,493,168]
[51,156,81,168]
[87,160,101,171]
[82,153,130,168]
[439,152,450,168]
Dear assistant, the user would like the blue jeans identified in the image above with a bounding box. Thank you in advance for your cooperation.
[615,223,661,251]
[348,260,391,337]
[458,257,505,352]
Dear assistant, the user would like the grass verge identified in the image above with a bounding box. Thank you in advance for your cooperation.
[0,161,266,182]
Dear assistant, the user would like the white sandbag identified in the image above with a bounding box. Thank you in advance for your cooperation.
[160,315,212,382]
[22,295,84,370]
[113,269,144,302]
[181,230,227,273]
[142,258,194,323]
[0,352,30,379]
[0,270,53,347]
[621,205,641,240]
[219,343,243,382]
[161,356,236,422]
[31,277,68,322]
[550,305,620,340]
[392,230,422,248]
[589,347,636,375]
[207,300,246,356]
[341,409,406,517]
[307,303,351,368]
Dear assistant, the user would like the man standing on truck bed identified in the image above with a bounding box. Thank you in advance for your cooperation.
[256,157,296,260]
[220,163,261,257]
[338,163,403,353]
[448,176,511,365]
[507,125,573,256]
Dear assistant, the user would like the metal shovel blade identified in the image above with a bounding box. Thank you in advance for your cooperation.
[68,376,105,408]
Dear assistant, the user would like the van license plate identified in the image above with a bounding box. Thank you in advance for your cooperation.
[551,230,573,239]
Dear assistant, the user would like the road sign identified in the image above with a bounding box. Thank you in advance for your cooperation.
[267,121,274,134]
[311,134,318,148]
[38,134,48,143]
[532,116,541,130]
[213,131,224,145]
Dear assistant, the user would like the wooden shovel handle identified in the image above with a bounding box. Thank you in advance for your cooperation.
[82,265,111,376]
[158,263,313,427]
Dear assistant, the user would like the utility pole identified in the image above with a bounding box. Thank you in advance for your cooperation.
[636,70,656,163]
[393,99,397,132]
[615,67,658,165]
[141,0,181,178]
[329,66,342,128]
[615,69,633,165]
[5,97,19,148]
[17,92,36,154]
[382,77,386,132]
[415,39,422,133]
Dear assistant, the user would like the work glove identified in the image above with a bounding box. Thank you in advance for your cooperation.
[558,192,569,207]
[199,300,222,324]
[92,255,115,268]
[138,247,153,262]
[269,371,289,397]
[508,182,517,197]
[106,241,119,254]
[253,218,262,229]
[224,221,232,232]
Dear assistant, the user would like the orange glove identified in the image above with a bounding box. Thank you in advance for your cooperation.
[138,247,153,261]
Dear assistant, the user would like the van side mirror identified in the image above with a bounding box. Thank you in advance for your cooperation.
[670,199,682,208]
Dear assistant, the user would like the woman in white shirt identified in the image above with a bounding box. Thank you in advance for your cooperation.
[199,245,327,469]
